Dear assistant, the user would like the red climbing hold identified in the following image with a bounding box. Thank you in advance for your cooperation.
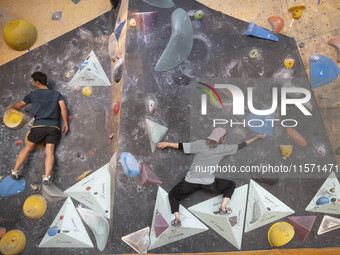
[328,37,340,63]
[15,141,23,146]
[111,102,120,116]
[60,216,64,220]
[88,152,93,156]
[267,16,284,34]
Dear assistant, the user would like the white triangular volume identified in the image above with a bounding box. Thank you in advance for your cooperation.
[306,172,340,214]
[64,163,111,219]
[145,119,168,153]
[245,180,294,233]
[188,184,248,250]
[149,187,208,250]
[39,197,93,248]
[68,50,111,87]
[122,227,150,254]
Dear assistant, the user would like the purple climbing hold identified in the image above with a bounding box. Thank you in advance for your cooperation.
[141,164,162,185]
[228,216,237,227]
[154,210,169,238]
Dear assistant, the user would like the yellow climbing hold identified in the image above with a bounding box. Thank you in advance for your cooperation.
[0,230,26,255]
[3,20,38,51]
[77,170,93,181]
[82,86,92,96]
[328,100,340,109]
[284,59,295,69]
[23,195,47,220]
[3,109,27,130]
[280,145,293,160]
[25,131,45,150]
[129,18,137,27]
[288,5,305,19]
[268,222,295,246]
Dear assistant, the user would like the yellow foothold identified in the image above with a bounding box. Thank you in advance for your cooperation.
[129,18,137,27]
[268,222,295,246]
[3,109,27,130]
[25,130,44,150]
[23,195,47,220]
[65,69,75,78]
[280,145,293,160]
[288,5,306,19]
[284,59,295,69]
[77,170,93,181]
[82,86,92,96]
[3,20,38,51]
[328,100,340,109]
[0,230,26,255]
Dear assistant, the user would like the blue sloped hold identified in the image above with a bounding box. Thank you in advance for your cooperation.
[48,226,59,236]
[246,113,275,136]
[0,176,25,197]
[143,0,174,8]
[155,8,193,72]
[316,196,330,205]
[119,152,140,177]
[80,62,88,71]
[114,18,127,42]
[246,22,278,42]
[310,55,339,88]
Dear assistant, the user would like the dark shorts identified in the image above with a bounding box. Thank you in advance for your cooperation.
[28,127,61,145]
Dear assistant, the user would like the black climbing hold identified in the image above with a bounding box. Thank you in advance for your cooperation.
[76,152,81,158]
[173,74,190,86]
[331,198,336,202]
[114,58,124,83]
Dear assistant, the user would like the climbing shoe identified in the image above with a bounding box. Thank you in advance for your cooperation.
[218,207,232,215]
[42,175,51,185]
[171,219,181,227]
[11,170,21,180]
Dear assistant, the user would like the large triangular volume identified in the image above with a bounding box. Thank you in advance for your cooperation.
[39,197,93,248]
[42,183,68,203]
[305,172,340,215]
[64,163,111,219]
[188,184,248,250]
[141,164,162,185]
[245,180,294,233]
[288,216,316,241]
[145,119,168,153]
[149,187,208,250]
[122,227,150,254]
[317,215,340,235]
[246,22,278,42]
[68,50,111,87]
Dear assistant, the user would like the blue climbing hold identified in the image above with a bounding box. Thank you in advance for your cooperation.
[119,152,140,177]
[0,176,25,197]
[316,196,330,206]
[79,62,88,71]
[246,113,275,136]
[310,55,339,88]
[246,22,278,42]
[114,18,127,42]
[47,226,59,237]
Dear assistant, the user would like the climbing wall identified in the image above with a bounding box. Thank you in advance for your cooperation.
[0,11,114,254]
[111,0,339,253]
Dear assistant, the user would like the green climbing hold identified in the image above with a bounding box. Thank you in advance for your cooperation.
[195,10,204,21]
[249,49,259,60]
[330,187,335,193]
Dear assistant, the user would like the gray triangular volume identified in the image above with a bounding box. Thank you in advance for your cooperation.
[145,119,168,153]
[39,197,93,248]
[317,215,340,235]
[245,180,294,233]
[122,227,150,253]
[68,50,111,87]
[188,184,248,250]
[306,172,340,214]
[149,187,208,250]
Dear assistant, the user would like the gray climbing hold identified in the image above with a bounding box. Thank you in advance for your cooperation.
[299,42,305,48]
[250,201,261,224]
[52,11,62,21]
[173,73,190,85]
[318,93,327,99]
[113,58,124,83]
[336,146,340,155]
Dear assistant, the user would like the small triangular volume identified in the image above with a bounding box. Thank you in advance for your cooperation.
[245,180,294,233]
[131,12,158,35]
[154,210,169,237]
[288,216,316,241]
[188,184,248,250]
[149,187,208,250]
[306,172,340,215]
[64,163,111,219]
[68,50,111,87]
[317,215,340,235]
[310,55,340,88]
[246,22,278,42]
[142,164,162,185]
[122,227,150,254]
[39,197,93,248]
[42,182,68,203]
[145,119,168,153]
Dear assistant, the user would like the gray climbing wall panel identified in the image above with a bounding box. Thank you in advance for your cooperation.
[111,0,339,253]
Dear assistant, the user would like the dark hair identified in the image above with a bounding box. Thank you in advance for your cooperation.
[205,134,226,149]
[31,72,47,85]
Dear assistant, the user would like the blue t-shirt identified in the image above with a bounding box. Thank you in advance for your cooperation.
[23,89,65,128]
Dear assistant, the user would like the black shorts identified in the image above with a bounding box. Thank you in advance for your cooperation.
[28,127,61,145]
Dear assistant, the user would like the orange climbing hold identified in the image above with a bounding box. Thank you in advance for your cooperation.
[267,16,284,34]
[328,37,340,63]
[286,128,307,147]
[288,5,305,19]
[0,228,6,239]
[0,230,26,255]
